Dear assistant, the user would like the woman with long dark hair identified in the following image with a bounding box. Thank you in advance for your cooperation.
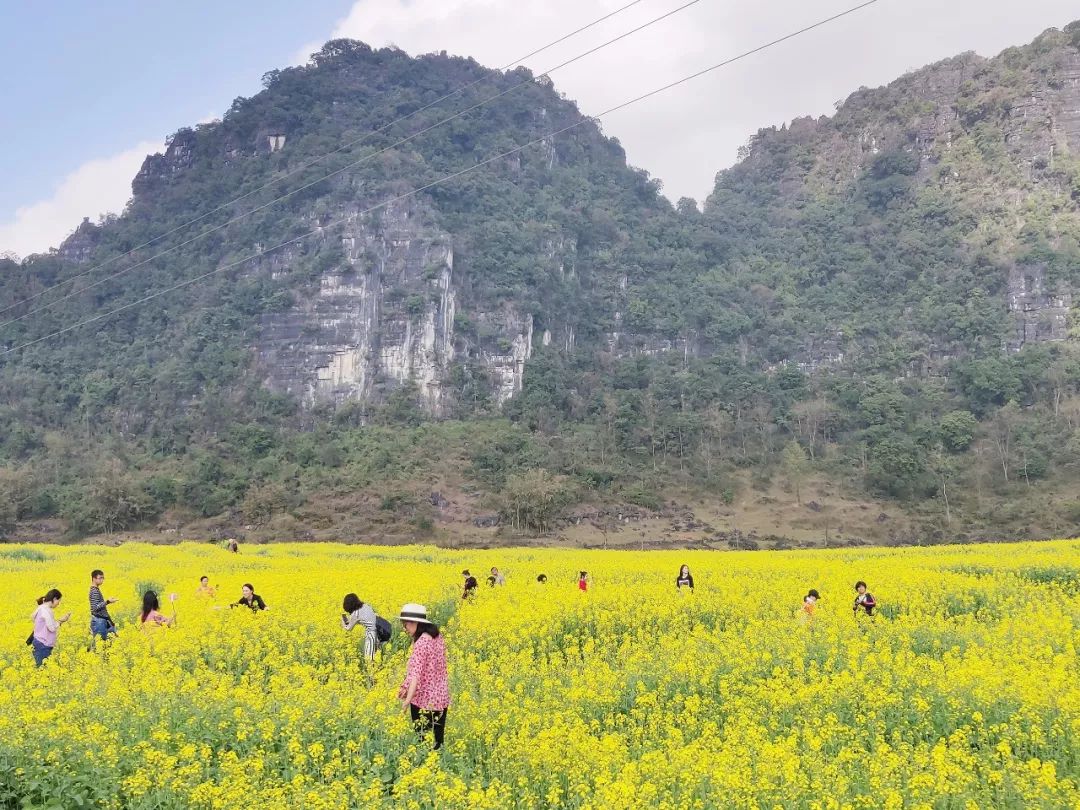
[676,564,694,591]
[140,590,176,630]
[342,593,379,661]
[30,589,71,666]
[397,603,450,750]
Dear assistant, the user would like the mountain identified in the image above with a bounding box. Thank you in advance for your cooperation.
[0,26,1079,546]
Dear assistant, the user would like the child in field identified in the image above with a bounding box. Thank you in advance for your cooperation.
[342,593,380,661]
[799,589,820,624]
[578,571,590,592]
[490,567,506,586]
[30,589,71,667]
[398,603,450,750]
[140,591,177,630]
[853,581,876,617]
[676,564,694,591]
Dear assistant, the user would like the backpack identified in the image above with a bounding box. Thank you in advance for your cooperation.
[375,615,392,643]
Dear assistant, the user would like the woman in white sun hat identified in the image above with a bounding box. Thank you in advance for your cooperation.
[397,603,450,750]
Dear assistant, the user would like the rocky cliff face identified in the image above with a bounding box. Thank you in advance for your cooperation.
[39,27,1080,425]
[1007,263,1074,349]
[740,34,1080,195]
[57,218,102,264]
[253,199,538,414]
[713,24,1080,370]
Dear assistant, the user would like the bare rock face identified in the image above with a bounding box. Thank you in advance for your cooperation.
[726,29,1080,366]
[256,200,455,412]
[132,129,198,196]
[254,199,535,414]
[1007,263,1073,349]
[57,217,102,264]
[740,33,1080,192]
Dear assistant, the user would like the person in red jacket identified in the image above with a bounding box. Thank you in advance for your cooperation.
[578,571,589,592]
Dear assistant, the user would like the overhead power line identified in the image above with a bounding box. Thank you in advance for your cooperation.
[1,0,882,358]
[0,0,653,322]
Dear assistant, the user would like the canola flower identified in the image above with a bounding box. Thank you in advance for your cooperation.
[1,540,1079,809]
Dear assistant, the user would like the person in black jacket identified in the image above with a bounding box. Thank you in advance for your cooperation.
[676,564,694,591]
[461,570,478,600]
[853,581,877,617]
[231,583,267,611]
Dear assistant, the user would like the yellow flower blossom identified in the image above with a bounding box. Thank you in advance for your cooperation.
[0,540,1078,807]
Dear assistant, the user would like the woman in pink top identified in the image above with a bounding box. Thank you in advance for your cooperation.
[140,591,177,631]
[30,589,71,667]
[397,603,450,750]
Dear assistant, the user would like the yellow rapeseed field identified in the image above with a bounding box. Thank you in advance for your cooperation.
[2,540,1080,809]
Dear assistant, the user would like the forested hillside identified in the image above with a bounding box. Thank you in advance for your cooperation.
[1,24,1079,545]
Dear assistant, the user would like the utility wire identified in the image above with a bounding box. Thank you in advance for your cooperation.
[0,0,651,321]
[1,0,882,358]
[0,0,699,330]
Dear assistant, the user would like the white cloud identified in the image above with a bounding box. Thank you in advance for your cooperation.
[315,0,1079,203]
[6,0,1075,260]
[0,139,162,259]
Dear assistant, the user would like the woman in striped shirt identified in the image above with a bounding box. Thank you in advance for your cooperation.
[341,593,379,661]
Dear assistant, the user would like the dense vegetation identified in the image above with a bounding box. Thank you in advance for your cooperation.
[1,25,1079,542]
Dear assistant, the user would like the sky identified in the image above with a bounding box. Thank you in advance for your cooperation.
[1,0,1077,258]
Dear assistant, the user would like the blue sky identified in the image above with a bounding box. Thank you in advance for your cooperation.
[0,0,352,216]
[2,0,1077,257]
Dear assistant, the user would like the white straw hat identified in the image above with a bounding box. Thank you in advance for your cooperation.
[398,603,429,622]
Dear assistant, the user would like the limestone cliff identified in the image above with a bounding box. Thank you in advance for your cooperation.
[706,23,1080,371]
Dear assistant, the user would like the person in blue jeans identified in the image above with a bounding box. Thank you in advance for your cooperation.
[89,569,119,647]
[31,589,71,666]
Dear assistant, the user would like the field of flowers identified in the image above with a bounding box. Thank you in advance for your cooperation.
[1,539,1079,809]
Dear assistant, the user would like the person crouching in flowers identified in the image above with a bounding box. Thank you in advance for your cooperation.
[30,589,71,667]
[397,603,450,751]
[461,570,478,600]
[140,591,177,631]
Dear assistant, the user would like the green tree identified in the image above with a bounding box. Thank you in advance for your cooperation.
[499,469,572,535]
[781,441,809,504]
[939,411,978,452]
